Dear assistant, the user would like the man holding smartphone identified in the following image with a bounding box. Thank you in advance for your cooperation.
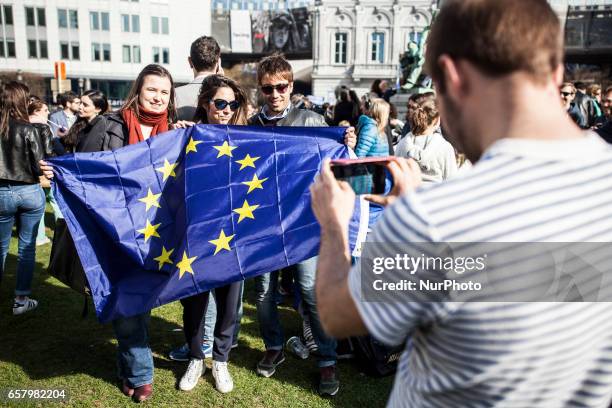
[311,0,612,407]
[249,53,356,397]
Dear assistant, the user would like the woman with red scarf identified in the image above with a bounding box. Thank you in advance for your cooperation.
[40,64,177,402]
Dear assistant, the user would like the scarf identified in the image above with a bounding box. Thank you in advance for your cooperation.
[122,107,169,145]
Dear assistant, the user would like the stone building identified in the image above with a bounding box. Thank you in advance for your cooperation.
[311,0,436,99]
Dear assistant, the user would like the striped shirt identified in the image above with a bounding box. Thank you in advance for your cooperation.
[349,133,612,408]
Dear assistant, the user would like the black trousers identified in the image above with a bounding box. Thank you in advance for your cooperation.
[180,281,242,362]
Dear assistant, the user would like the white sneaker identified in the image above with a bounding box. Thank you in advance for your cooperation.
[13,297,38,315]
[212,361,234,394]
[179,358,204,391]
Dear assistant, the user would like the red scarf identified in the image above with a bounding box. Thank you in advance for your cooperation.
[122,107,169,145]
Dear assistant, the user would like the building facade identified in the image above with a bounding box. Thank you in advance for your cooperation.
[311,0,435,100]
[0,0,211,102]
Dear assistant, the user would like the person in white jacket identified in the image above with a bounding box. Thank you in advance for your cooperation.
[395,98,457,182]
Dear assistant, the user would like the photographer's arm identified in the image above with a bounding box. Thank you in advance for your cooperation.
[310,160,367,338]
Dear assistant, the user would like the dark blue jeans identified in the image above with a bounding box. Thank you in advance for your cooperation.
[112,312,153,388]
[255,256,337,367]
[0,183,45,296]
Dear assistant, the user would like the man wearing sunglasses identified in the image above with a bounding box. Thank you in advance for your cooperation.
[249,53,356,397]
[560,82,586,129]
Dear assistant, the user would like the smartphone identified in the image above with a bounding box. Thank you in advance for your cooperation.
[330,157,392,195]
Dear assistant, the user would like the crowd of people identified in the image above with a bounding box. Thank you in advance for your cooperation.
[2,0,612,406]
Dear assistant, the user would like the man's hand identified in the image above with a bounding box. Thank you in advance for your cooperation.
[343,127,357,150]
[170,120,196,129]
[364,157,422,207]
[39,160,54,180]
[310,159,356,233]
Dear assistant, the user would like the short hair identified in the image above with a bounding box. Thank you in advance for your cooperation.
[605,86,612,95]
[190,36,220,72]
[560,82,576,93]
[587,84,601,97]
[425,0,563,93]
[574,81,587,91]
[257,53,293,84]
[63,91,79,106]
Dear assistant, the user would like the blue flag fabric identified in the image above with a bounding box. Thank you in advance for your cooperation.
[50,125,366,322]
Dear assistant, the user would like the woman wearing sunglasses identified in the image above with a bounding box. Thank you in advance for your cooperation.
[177,74,246,394]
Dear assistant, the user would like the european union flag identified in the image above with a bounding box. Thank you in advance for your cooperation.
[50,125,367,322]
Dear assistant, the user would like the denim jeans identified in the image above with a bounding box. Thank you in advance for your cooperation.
[202,280,244,345]
[0,183,45,296]
[255,256,337,367]
[35,188,63,243]
[112,312,153,388]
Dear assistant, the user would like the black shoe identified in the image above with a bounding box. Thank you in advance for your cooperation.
[256,350,285,378]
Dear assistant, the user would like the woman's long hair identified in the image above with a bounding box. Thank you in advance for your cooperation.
[63,90,109,149]
[0,81,30,138]
[120,64,177,123]
[368,98,390,136]
[193,75,248,125]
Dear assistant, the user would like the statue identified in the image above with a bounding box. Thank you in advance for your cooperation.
[399,26,430,92]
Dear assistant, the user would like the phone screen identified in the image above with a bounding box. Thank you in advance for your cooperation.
[331,162,387,195]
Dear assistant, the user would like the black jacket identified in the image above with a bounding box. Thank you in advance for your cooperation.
[248,106,327,127]
[102,112,130,151]
[596,121,612,145]
[71,115,110,153]
[0,119,54,183]
[574,92,597,128]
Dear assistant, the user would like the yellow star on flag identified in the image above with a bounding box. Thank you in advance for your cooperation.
[185,137,203,154]
[153,246,174,270]
[209,229,235,255]
[138,188,161,212]
[176,251,197,279]
[213,141,237,158]
[242,174,268,194]
[235,154,260,170]
[233,199,260,223]
[137,219,161,243]
[156,158,177,181]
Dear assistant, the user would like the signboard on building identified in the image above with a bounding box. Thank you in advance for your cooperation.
[230,10,253,53]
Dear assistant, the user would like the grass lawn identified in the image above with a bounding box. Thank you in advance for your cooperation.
[0,210,393,407]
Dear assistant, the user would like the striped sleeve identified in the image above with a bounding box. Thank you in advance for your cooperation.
[348,192,446,346]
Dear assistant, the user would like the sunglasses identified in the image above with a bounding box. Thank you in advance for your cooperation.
[260,83,289,95]
[211,99,240,111]
[560,91,575,97]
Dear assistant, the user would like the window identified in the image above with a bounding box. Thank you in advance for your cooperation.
[161,17,169,34]
[371,32,385,63]
[90,12,99,30]
[28,39,37,58]
[61,41,80,60]
[60,42,69,59]
[0,42,4,58]
[39,40,48,58]
[3,5,13,25]
[334,32,347,64]
[71,43,80,60]
[37,8,46,26]
[92,42,101,61]
[152,46,160,63]
[121,14,129,32]
[58,9,67,28]
[102,43,111,61]
[25,7,35,26]
[122,45,131,62]
[6,40,15,57]
[69,10,78,29]
[151,16,159,34]
[91,12,109,31]
[101,12,109,30]
[131,15,140,32]
[133,45,141,63]
[162,48,169,64]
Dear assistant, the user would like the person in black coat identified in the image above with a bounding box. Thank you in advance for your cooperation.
[61,90,110,153]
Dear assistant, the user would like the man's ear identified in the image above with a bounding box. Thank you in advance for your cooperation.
[188,57,194,70]
[552,64,564,87]
[437,54,465,104]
